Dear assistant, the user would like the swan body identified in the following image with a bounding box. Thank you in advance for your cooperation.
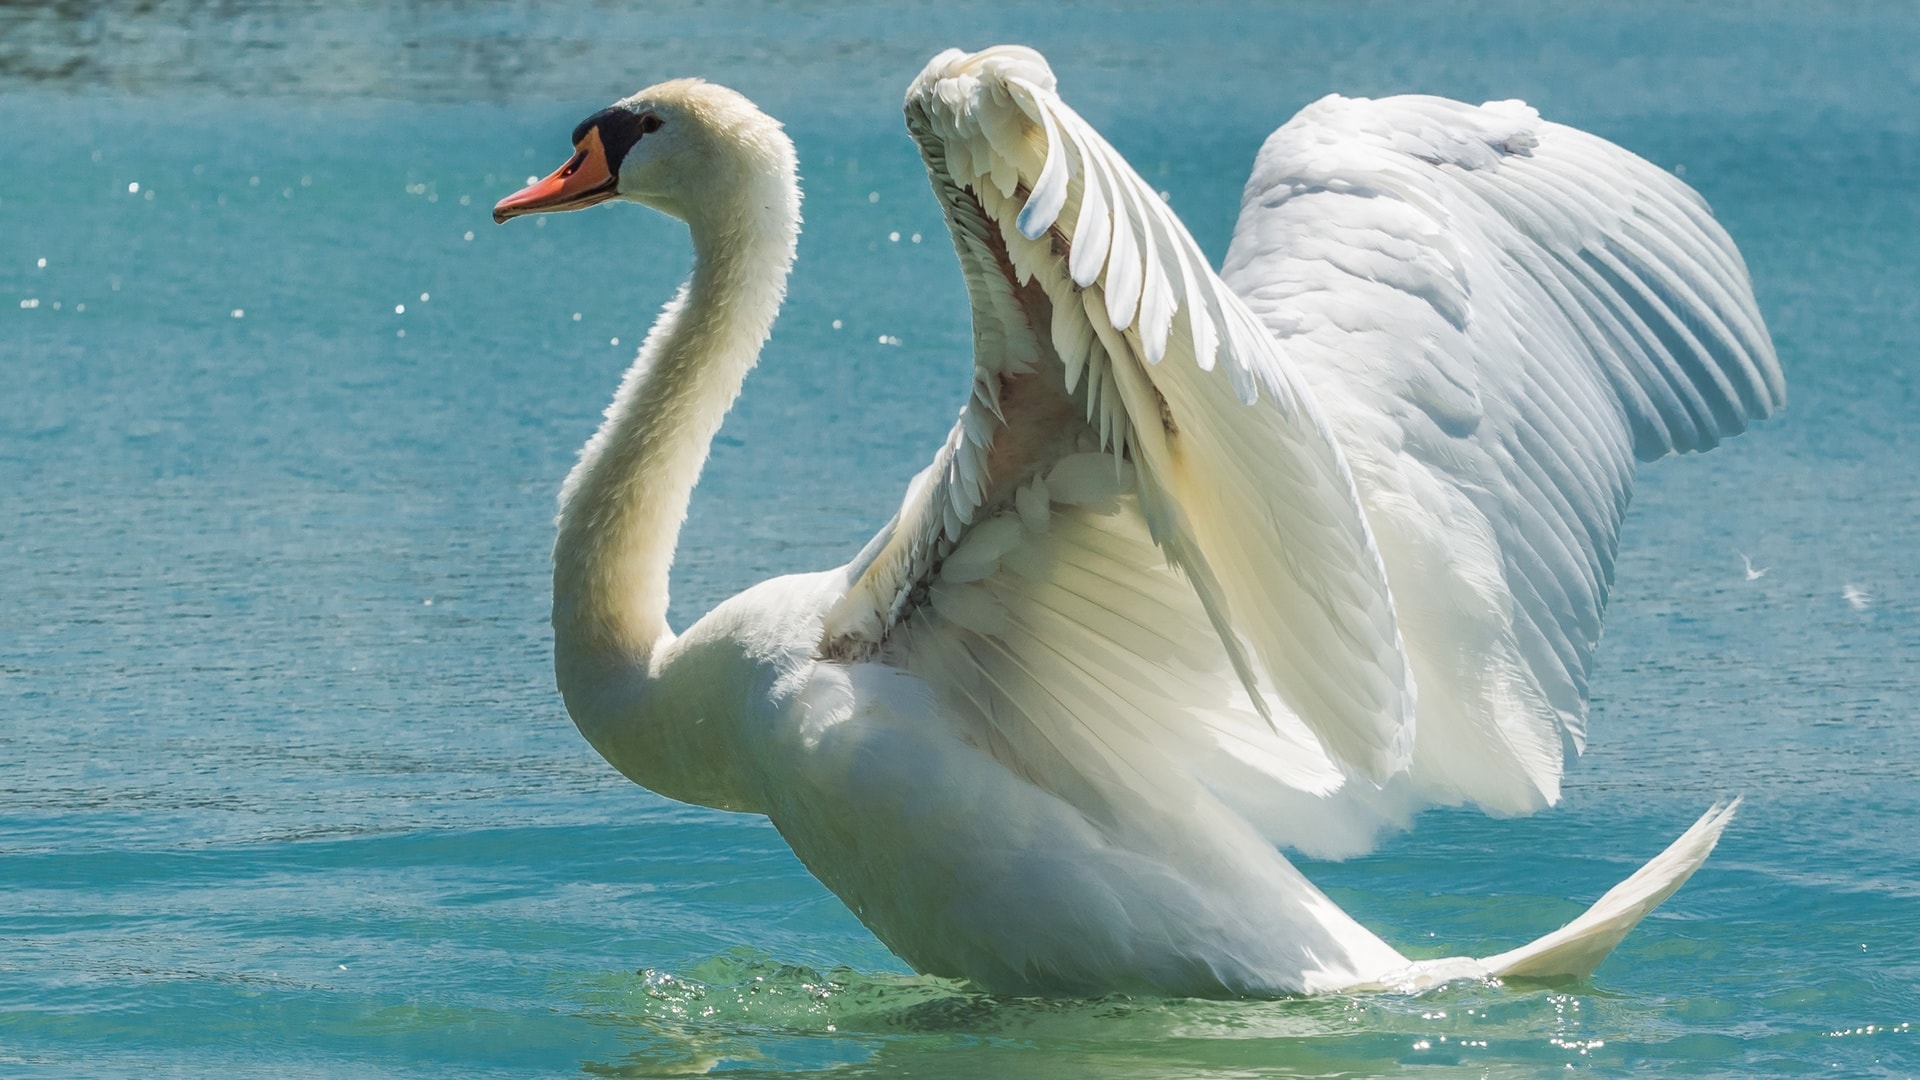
[494,47,1779,996]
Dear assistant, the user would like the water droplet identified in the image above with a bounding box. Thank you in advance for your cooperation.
[463,231,474,241]
[19,299,38,309]
[458,195,471,206]
[572,312,582,322]
[144,190,154,201]
[423,598,434,606]
[396,328,406,338]
[888,231,900,242]
[419,293,430,302]
[395,304,405,315]
[867,191,879,203]
[36,257,46,268]
[609,337,619,346]
[300,175,312,187]
[231,309,244,319]
[249,176,260,187]
[911,232,922,243]
[831,319,842,330]
[526,175,539,185]
[127,181,139,193]
[74,303,84,312]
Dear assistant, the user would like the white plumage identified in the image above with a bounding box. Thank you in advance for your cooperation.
[497,45,1778,997]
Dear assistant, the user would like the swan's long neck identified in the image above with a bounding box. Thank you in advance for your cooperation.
[551,168,799,675]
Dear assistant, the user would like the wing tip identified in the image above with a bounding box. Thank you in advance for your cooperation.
[908,44,1059,108]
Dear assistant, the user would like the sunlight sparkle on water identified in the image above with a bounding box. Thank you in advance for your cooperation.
[0,4,1913,1077]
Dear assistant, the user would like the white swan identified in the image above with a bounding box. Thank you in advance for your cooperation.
[492,46,1780,996]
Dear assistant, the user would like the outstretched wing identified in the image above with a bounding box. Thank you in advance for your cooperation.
[821,45,1421,827]
[1223,94,1783,813]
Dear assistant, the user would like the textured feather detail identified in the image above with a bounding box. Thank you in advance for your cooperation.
[1224,93,1782,811]
[822,45,1423,787]
[992,51,1418,778]
[904,492,1354,829]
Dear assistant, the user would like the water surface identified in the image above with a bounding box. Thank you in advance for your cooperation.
[3,2,1916,1075]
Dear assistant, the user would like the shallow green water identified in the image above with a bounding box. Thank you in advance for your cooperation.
[2,2,1917,1075]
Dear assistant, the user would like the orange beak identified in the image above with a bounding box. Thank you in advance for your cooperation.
[493,127,618,224]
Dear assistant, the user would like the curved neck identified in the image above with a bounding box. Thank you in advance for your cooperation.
[552,181,799,674]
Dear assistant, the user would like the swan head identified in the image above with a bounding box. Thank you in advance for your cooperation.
[493,79,795,228]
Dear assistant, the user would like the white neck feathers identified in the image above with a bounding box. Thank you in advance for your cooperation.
[551,145,800,674]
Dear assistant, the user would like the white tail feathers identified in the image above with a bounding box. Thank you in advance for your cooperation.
[1482,799,1739,979]
[1379,800,1739,991]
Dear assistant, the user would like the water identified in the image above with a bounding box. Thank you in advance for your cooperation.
[2,2,1915,1074]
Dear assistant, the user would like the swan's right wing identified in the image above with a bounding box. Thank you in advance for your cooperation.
[1223,95,1782,813]
[823,47,1419,783]
[814,47,1428,853]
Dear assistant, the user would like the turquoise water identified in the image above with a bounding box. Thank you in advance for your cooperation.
[3,2,1916,1075]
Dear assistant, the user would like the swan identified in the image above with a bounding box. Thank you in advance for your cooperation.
[491,46,1780,996]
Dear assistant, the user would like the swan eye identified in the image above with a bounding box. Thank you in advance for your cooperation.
[574,105,659,177]
[558,149,588,178]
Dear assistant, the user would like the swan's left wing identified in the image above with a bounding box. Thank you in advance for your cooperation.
[1221,94,1781,814]
[818,46,1415,838]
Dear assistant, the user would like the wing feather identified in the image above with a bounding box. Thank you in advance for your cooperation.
[1224,93,1782,810]
[832,48,1420,789]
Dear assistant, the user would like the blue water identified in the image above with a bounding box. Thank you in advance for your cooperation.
[2,2,1916,1075]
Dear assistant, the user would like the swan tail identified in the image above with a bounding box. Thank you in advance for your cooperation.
[1473,799,1740,980]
